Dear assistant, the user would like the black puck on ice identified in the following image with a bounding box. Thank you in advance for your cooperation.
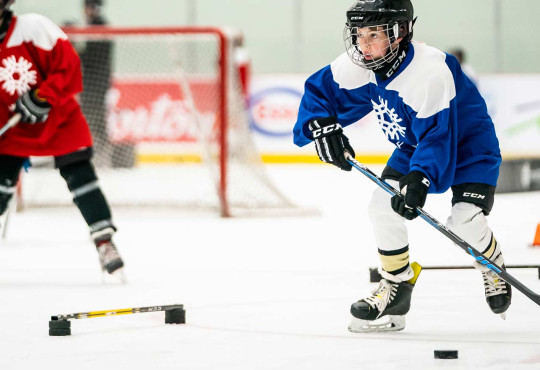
[165,308,186,324]
[434,350,458,359]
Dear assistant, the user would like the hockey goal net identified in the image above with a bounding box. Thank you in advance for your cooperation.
[20,26,294,216]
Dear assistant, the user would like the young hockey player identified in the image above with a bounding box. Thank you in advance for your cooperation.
[0,1,125,280]
[293,0,511,332]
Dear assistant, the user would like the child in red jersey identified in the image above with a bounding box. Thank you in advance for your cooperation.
[0,0,125,280]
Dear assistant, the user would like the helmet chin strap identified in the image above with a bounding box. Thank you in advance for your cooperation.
[373,39,410,80]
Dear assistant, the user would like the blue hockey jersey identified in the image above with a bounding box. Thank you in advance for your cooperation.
[293,41,501,194]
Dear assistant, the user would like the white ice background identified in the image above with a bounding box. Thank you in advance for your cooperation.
[1,164,540,370]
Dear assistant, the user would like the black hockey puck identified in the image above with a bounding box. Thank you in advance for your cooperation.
[165,308,186,324]
[434,350,458,359]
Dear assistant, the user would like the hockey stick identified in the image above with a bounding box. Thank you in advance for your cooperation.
[0,113,22,138]
[51,304,184,320]
[346,155,540,306]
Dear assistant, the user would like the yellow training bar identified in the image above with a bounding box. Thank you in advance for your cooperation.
[52,304,184,320]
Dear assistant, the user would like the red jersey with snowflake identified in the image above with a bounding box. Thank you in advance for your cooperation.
[0,13,92,157]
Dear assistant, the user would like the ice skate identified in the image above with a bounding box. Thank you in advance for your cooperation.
[478,253,511,319]
[96,239,126,283]
[0,210,8,239]
[0,195,16,240]
[349,262,422,333]
[93,228,126,283]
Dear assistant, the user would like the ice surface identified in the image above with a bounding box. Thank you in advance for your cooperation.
[1,164,539,369]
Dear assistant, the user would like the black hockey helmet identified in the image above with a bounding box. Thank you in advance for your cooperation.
[344,0,415,70]
[346,0,414,30]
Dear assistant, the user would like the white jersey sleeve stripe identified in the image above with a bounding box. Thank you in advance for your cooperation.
[7,13,68,51]
[386,43,457,119]
[330,52,372,90]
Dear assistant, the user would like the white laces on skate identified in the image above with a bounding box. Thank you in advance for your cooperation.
[364,279,398,318]
[482,271,508,297]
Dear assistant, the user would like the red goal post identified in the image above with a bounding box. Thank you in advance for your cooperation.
[19,26,295,217]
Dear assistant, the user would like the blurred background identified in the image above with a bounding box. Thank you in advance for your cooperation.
[13,0,540,208]
[3,3,540,367]
[12,0,540,73]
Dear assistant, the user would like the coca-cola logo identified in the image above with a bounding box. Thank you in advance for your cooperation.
[248,87,302,137]
[105,84,215,143]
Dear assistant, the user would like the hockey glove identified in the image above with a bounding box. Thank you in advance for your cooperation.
[391,171,430,220]
[308,117,355,171]
[14,89,51,124]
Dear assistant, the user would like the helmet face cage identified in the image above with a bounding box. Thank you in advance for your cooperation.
[344,21,407,71]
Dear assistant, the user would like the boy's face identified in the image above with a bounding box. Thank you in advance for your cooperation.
[355,26,400,61]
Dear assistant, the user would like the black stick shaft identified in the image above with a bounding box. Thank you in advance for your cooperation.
[373,265,540,270]
[347,156,540,306]
[420,265,540,270]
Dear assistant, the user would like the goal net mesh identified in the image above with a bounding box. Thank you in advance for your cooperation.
[20,27,294,216]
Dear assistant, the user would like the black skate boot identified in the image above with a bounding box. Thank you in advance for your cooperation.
[473,237,511,318]
[92,227,126,282]
[349,262,422,333]
[480,253,511,318]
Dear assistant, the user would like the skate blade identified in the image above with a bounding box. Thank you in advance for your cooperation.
[499,312,506,320]
[348,315,406,333]
[101,268,127,284]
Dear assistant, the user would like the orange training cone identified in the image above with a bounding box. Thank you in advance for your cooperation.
[533,224,540,246]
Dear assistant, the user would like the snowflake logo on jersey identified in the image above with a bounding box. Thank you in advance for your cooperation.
[0,56,38,96]
[371,96,405,142]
